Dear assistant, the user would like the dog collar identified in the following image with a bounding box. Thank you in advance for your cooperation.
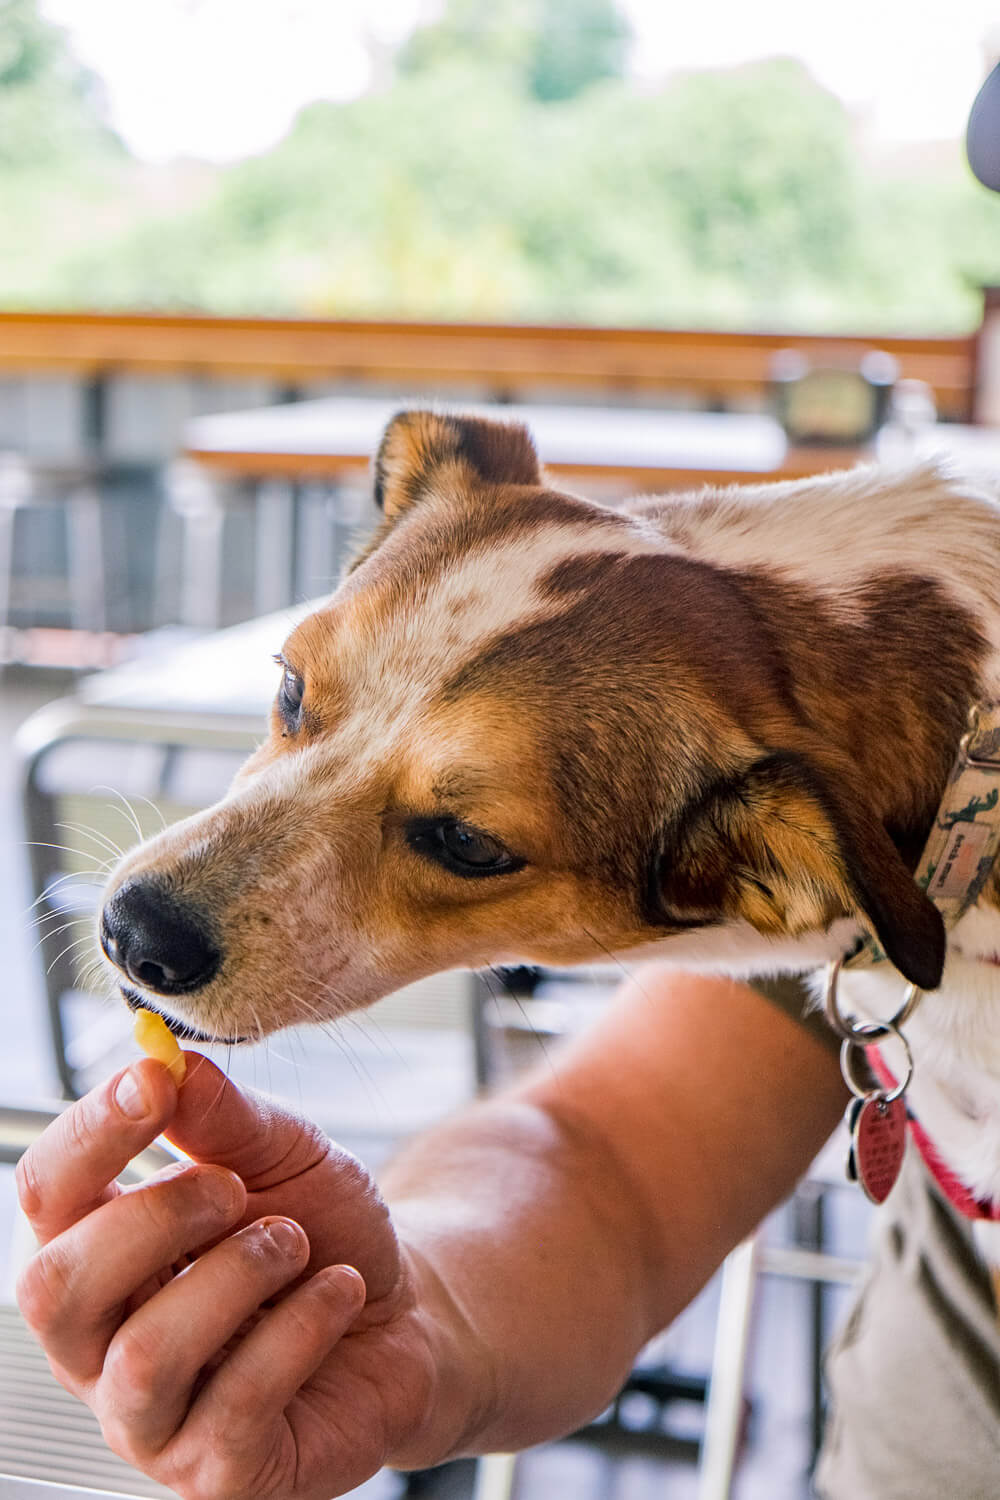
[867,1047,1000,1222]
[846,700,1000,971]
[828,701,1000,1221]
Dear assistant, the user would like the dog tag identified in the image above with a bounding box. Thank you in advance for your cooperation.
[849,1094,907,1204]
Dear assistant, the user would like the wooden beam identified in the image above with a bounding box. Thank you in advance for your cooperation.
[187,444,861,488]
[0,311,976,419]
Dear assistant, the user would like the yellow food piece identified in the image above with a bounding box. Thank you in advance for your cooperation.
[133,1008,186,1084]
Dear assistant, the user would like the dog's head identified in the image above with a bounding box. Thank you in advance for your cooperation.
[100,410,949,1041]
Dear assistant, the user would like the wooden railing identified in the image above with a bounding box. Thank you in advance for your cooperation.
[0,310,978,420]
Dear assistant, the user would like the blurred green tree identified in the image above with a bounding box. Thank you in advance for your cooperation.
[1,0,999,333]
[0,0,119,163]
[397,0,631,101]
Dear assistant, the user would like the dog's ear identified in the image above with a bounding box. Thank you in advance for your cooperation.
[649,751,944,990]
[373,409,541,520]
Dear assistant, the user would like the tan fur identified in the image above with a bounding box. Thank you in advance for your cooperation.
[100,412,991,1045]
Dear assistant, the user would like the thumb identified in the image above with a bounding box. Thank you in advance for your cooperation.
[165,1053,329,1189]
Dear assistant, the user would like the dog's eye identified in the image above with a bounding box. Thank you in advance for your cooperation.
[406,817,525,879]
[274,659,305,728]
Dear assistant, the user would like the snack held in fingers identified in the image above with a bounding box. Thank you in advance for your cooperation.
[134,1007,186,1084]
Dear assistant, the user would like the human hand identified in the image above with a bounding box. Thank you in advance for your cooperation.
[15,1055,458,1499]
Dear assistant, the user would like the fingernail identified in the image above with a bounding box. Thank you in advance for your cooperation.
[326,1264,365,1300]
[200,1168,244,1219]
[114,1067,150,1121]
[258,1218,305,1257]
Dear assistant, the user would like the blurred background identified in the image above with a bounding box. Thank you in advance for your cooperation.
[5,0,1000,327]
[1,2,998,1497]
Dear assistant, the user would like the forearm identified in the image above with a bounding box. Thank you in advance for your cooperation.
[380,971,846,1467]
[384,1093,658,1464]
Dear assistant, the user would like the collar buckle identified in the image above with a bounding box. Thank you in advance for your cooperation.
[846,698,1000,975]
[960,701,1000,768]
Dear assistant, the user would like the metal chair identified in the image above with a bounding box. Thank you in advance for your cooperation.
[0,1104,181,1498]
[0,454,105,664]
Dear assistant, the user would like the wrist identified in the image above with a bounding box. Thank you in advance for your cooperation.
[384,1235,499,1470]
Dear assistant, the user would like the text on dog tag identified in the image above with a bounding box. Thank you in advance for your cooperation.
[851,1094,907,1204]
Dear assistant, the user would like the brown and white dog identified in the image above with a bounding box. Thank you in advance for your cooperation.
[99,410,1000,1268]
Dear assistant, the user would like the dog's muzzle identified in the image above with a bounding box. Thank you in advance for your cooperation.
[100,879,221,997]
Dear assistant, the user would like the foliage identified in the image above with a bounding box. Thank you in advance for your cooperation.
[1,0,999,333]
[397,0,631,103]
[0,0,119,164]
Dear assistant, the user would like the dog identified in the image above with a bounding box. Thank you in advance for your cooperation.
[98,408,1000,1272]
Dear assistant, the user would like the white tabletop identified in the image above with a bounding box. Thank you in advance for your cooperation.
[186,395,790,474]
[76,605,314,720]
[185,393,1000,489]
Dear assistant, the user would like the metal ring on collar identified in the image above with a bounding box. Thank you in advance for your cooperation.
[840,1021,913,1102]
[823,956,922,1042]
[961,699,1000,768]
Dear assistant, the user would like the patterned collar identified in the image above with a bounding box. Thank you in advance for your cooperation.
[847,701,1000,971]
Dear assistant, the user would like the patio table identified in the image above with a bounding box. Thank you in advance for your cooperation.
[178,394,868,627]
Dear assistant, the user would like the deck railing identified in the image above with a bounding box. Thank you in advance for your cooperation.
[0,309,980,421]
[0,306,988,662]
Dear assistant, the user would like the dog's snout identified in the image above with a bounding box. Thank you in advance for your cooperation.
[101,880,221,995]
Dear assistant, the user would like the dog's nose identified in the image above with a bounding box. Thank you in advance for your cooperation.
[100,880,221,995]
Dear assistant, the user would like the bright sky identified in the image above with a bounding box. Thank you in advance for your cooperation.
[42,0,1000,163]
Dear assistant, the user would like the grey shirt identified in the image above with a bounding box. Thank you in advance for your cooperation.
[753,975,1000,1498]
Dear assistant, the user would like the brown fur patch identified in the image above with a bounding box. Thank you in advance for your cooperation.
[348,476,632,587]
[372,410,540,519]
[651,751,946,989]
[441,550,984,988]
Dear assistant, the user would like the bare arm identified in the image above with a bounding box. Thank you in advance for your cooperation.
[386,967,847,1460]
[16,969,845,1497]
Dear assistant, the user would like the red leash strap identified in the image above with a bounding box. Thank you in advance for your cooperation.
[869,1048,1000,1222]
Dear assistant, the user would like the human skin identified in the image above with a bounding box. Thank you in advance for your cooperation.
[15,970,846,1500]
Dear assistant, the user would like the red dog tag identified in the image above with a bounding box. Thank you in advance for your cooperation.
[852,1095,907,1204]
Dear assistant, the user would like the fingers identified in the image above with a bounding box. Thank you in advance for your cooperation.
[165,1059,402,1303]
[99,1216,313,1453]
[16,1059,179,1245]
[17,1161,246,1383]
[181,1265,366,1472]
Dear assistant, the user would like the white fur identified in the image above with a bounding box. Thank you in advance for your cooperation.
[647,461,1000,680]
[640,461,1000,1260]
[331,517,663,770]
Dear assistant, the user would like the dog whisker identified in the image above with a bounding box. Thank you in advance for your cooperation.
[29,906,95,936]
[36,887,101,911]
[29,916,93,960]
[257,1006,273,1097]
[262,1030,307,1113]
[340,1010,407,1070]
[293,969,408,1069]
[327,1025,390,1120]
[28,909,91,941]
[288,1027,310,1114]
[30,889,101,917]
[484,965,557,1080]
[313,988,407,1069]
[79,955,107,987]
[22,839,116,865]
[579,925,657,1006]
[207,1055,234,1116]
[87,787,145,843]
[55,820,126,861]
[285,990,389,1118]
[46,932,101,977]
[90,786,168,837]
[21,869,107,919]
